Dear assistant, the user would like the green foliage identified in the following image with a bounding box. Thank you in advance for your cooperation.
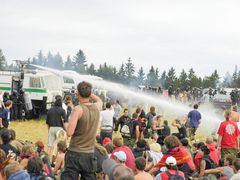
[147,66,159,86]
[165,67,177,88]
[87,63,96,75]
[64,55,74,70]
[4,49,239,89]
[125,57,135,85]
[202,70,220,88]
[73,49,86,73]
[136,67,145,85]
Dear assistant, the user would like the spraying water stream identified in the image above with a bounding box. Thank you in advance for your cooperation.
[30,64,222,135]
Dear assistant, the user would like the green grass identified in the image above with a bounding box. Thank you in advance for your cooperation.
[8,118,209,148]
[9,119,48,145]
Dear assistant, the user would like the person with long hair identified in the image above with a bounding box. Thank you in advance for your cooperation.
[151,135,195,177]
[217,110,240,160]
[46,97,67,155]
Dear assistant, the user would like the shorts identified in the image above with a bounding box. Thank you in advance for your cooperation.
[48,127,63,147]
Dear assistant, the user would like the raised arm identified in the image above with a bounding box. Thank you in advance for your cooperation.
[90,94,103,111]
[64,105,83,136]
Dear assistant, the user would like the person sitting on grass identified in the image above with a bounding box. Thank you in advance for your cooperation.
[0,129,17,156]
[132,139,149,158]
[50,129,67,165]
[198,145,219,179]
[27,156,53,180]
[155,156,185,180]
[113,151,127,166]
[230,158,240,180]
[4,161,30,180]
[53,141,67,179]
[111,136,135,171]
[19,144,35,169]
[134,157,153,180]
[152,135,195,177]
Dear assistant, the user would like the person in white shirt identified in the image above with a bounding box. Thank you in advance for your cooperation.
[113,100,122,129]
[230,158,240,180]
[100,102,115,141]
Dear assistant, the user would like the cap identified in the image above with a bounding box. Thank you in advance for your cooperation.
[103,137,112,145]
[102,159,117,180]
[165,156,176,166]
[113,151,127,162]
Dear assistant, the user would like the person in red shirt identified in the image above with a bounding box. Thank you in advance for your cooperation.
[110,136,135,170]
[155,156,185,180]
[151,135,195,178]
[217,110,240,160]
[205,137,219,165]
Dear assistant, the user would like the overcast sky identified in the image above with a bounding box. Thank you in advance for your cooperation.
[0,0,240,77]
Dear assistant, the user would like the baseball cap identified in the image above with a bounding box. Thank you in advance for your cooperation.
[102,137,112,145]
[102,159,117,180]
[165,156,176,166]
[113,151,127,162]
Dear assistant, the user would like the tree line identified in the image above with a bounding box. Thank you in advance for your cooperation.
[0,49,239,89]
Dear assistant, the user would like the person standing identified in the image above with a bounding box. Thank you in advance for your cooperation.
[112,100,122,129]
[61,81,102,180]
[146,106,156,134]
[115,108,131,132]
[46,97,67,155]
[0,100,12,129]
[187,104,201,141]
[100,102,115,140]
[217,110,239,160]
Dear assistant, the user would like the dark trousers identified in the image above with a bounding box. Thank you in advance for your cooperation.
[61,151,97,180]
[100,129,112,143]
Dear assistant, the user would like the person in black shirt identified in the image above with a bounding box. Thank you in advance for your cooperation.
[114,109,131,132]
[46,97,67,155]
[157,120,171,145]
[172,116,187,140]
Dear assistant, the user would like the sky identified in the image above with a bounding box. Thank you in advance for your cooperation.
[0,0,240,77]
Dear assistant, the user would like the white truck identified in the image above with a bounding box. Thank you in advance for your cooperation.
[0,69,63,117]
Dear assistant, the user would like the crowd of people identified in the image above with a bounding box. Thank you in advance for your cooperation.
[0,81,240,180]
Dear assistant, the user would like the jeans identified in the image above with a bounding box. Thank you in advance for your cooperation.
[100,129,112,142]
[61,151,97,180]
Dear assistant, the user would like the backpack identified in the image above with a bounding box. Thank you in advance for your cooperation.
[202,156,218,169]
[202,156,220,179]
[120,120,133,138]
[165,170,185,180]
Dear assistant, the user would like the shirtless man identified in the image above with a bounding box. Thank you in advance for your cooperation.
[231,105,240,122]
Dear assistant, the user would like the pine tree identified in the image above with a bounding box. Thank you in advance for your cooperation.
[118,63,126,83]
[187,68,200,88]
[54,52,64,69]
[147,66,158,86]
[165,67,176,88]
[232,65,238,87]
[87,63,96,75]
[0,49,6,70]
[73,49,86,74]
[178,69,188,90]
[64,55,74,70]
[159,71,167,88]
[136,67,145,85]
[125,57,135,85]
[37,50,45,66]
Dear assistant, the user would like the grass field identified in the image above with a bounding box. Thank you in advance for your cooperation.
[8,118,209,149]
[9,119,49,145]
